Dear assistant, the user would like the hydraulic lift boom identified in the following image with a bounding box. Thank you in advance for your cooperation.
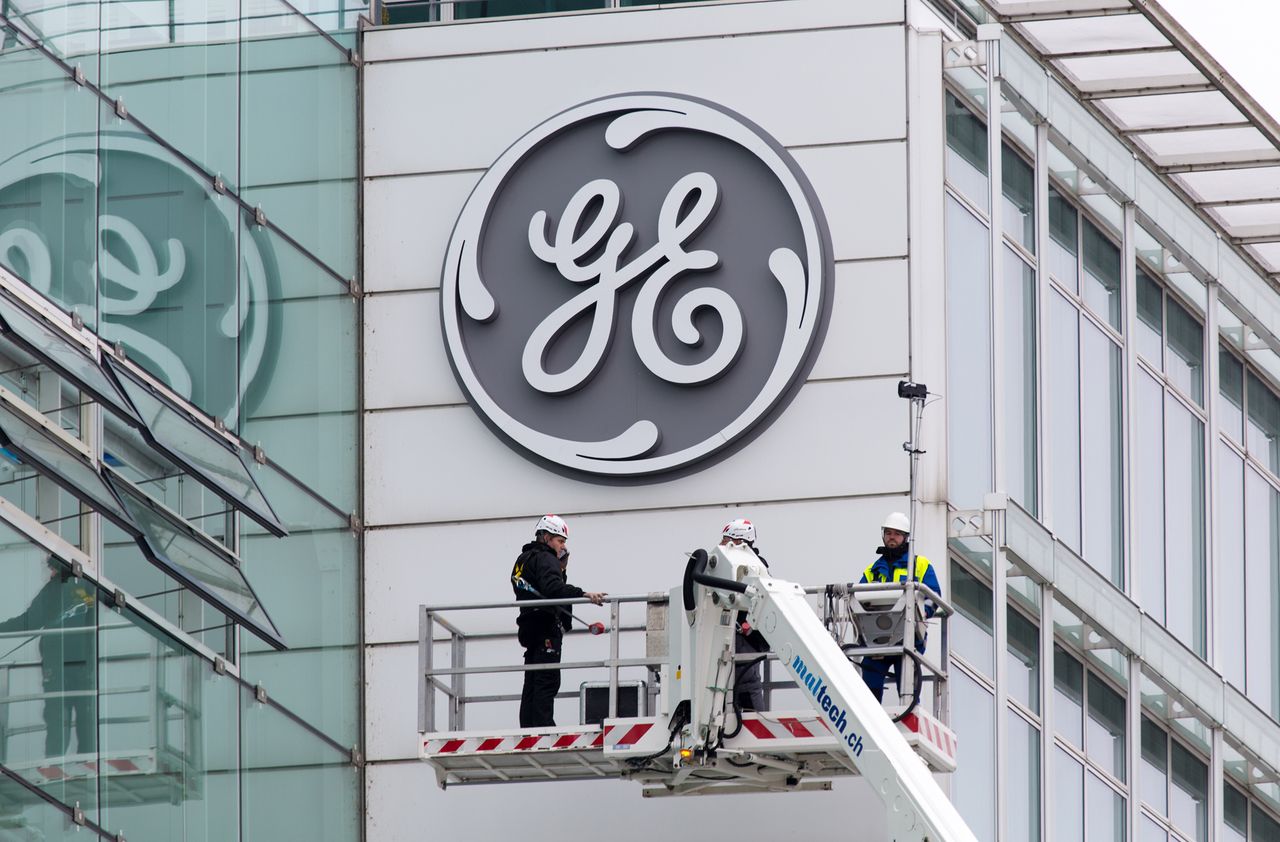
[677,543,978,842]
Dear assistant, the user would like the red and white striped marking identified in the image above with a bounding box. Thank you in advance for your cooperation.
[737,712,832,742]
[25,754,154,786]
[898,709,958,768]
[423,720,665,759]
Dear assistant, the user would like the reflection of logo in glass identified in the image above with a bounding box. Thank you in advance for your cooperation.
[442,93,833,480]
[0,133,277,426]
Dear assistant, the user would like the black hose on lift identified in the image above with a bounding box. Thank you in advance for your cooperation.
[683,548,747,614]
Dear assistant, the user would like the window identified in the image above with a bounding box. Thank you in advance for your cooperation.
[947,197,993,510]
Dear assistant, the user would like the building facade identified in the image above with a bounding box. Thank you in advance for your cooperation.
[3,0,1280,840]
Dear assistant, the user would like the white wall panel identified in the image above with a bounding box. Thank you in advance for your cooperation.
[363,171,479,294]
[364,378,909,526]
[366,758,889,842]
[794,142,910,262]
[364,27,905,178]
[364,289,464,410]
[365,643,419,761]
[364,0,905,63]
[810,258,910,381]
[365,494,908,644]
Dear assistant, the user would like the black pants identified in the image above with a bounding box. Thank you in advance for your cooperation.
[519,635,562,728]
[44,664,96,757]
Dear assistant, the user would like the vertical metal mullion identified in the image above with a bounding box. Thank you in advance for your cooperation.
[1127,652,1141,842]
[1035,122,1051,530]
[1205,282,1221,673]
[983,27,1007,841]
[1039,586,1054,842]
[1121,203,1137,601]
[1212,725,1225,842]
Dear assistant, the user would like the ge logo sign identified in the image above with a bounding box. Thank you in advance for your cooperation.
[441,93,833,480]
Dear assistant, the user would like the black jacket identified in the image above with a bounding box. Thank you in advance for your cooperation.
[0,574,96,671]
[512,541,584,639]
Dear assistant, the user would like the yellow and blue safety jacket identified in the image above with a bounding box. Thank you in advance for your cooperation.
[859,552,940,619]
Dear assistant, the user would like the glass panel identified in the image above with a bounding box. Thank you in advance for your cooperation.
[1246,372,1280,474]
[98,602,239,842]
[1003,143,1035,252]
[458,0,607,16]
[99,0,240,192]
[1165,396,1206,657]
[1055,746,1085,842]
[1136,270,1164,366]
[1007,604,1039,713]
[1005,246,1037,515]
[952,670,995,842]
[0,293,139,425]
[1087,772,1127,842]
[104,469,284,649]
[107,361,284,536]
[947,196,992,510]
[1224,784,1248,842]
[0,551,98,812]
[241,687,358,842]
[1055,645,1085,746]
[238,464,357,744]
[1083,218,1122,331]
[1169,740,1207,842]
[1245,467,1279,717]
[237,221,356,514]
[0,772,92,840]
[0,391,133,529]
[1007,710,1041,842]
[1087,672,1126,782]
[946,92,988,210]
[0,31,99,326]
[1218,445,1246,689]
[1166,299,1204,406]
[1051,292,1082,550]
[97,104,243,420]
[1049,186,1080,292]
[1135,371,1165,622]
[1140,715,1168,814]
[240,0,357,279]
[950,562,994,677]
[1082,322,1123,585]
[1258,804,1280,842]
[1220,350,1245,442]
[1139,816,1167,842]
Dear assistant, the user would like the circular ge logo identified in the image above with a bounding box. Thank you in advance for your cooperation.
[441,93,834,481]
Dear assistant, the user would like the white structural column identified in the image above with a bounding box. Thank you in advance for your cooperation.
[981,22,1008,842]
[1127,651,1141,842]
[1033,122,1051,533]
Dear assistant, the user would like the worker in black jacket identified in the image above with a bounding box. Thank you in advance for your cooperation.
[0,558,97,758]
[721,519,770,711]
[511,515,605,727]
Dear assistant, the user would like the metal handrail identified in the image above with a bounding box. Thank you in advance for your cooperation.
[420,581,954,735]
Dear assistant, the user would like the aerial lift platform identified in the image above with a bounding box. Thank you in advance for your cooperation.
[418,543,976,841]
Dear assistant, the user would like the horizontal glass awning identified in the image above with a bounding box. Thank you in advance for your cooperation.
[103,468,285,650]
[980,0,1280,276]
[103,359,287,537]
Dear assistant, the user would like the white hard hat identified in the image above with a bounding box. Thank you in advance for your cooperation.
[882,512,910,534]
[721,518,757,544]
[535,514,569,539]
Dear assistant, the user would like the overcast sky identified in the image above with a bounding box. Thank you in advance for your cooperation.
[1158,0,1280,121]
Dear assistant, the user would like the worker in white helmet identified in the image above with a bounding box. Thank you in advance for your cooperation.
[720,518,770,712]
[511,515,606,728]
[857,512,940,702]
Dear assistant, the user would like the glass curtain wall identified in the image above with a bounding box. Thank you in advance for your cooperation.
[944,91,1038,515]
[0,0,359,837]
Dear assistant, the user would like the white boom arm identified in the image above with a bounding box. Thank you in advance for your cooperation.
[683,544,978,842]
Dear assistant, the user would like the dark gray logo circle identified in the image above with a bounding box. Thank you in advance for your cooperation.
[441,93,834,480]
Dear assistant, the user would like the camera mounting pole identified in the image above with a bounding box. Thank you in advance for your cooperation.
[897,380,929,582]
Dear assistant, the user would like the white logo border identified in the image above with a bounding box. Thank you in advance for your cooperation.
[440,93,832,479]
